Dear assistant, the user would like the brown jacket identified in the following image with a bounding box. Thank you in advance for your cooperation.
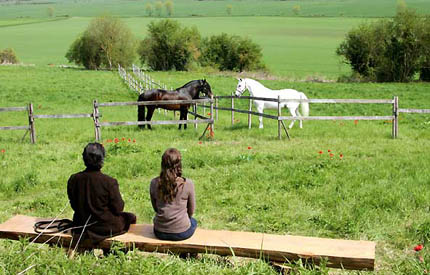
[150,177,195,233]
[67,169,127,243]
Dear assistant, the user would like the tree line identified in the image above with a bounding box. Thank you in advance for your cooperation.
[66,16,265,73]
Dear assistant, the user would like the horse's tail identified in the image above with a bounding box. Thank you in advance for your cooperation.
[299,92,309,117]
[137,93,145,127]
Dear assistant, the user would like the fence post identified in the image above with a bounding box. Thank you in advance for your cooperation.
[210,95,214,133]
[215,97,219,121]
[28,103,36,144]
[392,96,399,139]
[194,103,197,129]
[231,93,235,125]
[93,100,101,142]
[248,98,252,129]
[278,95,281,140]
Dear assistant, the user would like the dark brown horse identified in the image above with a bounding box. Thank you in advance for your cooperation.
[137,79,212,130]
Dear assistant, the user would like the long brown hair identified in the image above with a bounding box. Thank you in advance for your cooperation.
[158,148,182,203]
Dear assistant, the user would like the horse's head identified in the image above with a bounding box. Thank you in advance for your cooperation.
[235,78,246,97]
[199,79,213,98]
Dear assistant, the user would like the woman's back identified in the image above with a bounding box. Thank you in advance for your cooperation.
[150,177,195,233]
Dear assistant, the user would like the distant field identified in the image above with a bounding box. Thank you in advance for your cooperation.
[0,16,369,78]
[0,0,429,18]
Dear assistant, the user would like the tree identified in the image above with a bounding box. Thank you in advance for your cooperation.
[337,9,425,82]
[155,1,163,17]
[419,16,430,81]
[200,33,265,72]
[66,15,137,70]
[139,19,201,71]
[165,0,173,17]
[47,6,54,18]
[145,3,153,17]
[292,5,301,16]
[0,48,18,64]
[226,4,232,16]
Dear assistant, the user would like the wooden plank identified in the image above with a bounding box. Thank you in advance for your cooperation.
[97,99,212,107]
[278,116,394,121]
[0,106,27,112]
[0,215,375,271]
[34,114,93,119]
[281,99,394,104]
[100,119,213,127]
[187,111,208,120]
[0,126,29,131]
[215,96,393,104]
[398,108,430,114]
[215,106,278,120]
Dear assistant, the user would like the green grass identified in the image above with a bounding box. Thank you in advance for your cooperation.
[1,66,430,273]
[1,0,430,18]
[0,16,369,78]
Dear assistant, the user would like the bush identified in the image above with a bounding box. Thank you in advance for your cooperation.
[337,9,427,82]
[138,19,201,71]
[200,33,265,72]
[0,48,18,64]
[66,15,137,70]
[419,16,430,81]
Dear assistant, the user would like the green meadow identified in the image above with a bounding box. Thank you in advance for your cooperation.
[0,16,366,78]
[1,0,430,273]
[1,66,430,274]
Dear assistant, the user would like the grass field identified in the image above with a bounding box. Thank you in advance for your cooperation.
[0,16,368,78]
[1,66,430,273]
[1,0,430,18]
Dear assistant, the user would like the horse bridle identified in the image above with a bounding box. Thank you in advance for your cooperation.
[235,80,246,97]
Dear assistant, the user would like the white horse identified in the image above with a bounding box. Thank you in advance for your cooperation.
[235,78,309,129]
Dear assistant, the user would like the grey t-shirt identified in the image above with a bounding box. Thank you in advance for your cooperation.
[150,177,195,233]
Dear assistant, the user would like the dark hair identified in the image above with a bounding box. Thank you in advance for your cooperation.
[158,148,182,203]
[82,143,105,170]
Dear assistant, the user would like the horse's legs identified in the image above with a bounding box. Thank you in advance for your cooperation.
[296,108,303,128]
[146,106,156,130]
[184,109,188,130]
[138,105,146,129]
[257,105,264,129]
[288,107,297,129]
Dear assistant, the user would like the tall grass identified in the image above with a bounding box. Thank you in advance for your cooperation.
[0,66,429,273]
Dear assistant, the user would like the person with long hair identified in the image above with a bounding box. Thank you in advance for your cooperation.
[67,143,136,244]
[150,148,197,241]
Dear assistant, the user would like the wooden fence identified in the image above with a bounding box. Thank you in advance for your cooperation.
[118,65,145,94]
[209,95,400,139]
[132,64,172,91]
[0,104,35,143]
[93,97,214,141]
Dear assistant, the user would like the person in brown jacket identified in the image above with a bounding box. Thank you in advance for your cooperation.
[150,148,197,241]
[67,143,136,244]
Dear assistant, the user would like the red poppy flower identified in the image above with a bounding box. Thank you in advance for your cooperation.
[414,244,424,251]
[329,153,334,157]
[122,137,125,141]
[248,146,252,150]
[198,141,202,144]
[114,138,119,143]
[328,149,331,152]
[133,139,136,143]
[0,149,5,153]
[207,112,211,116]
[340,154,343,159]
[128,138,131,142]
[318,151,323,154]
[354,120,358,125]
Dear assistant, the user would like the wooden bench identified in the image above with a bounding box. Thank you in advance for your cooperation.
[0,215,375,271]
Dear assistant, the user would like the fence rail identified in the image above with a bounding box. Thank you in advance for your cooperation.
[94,97,214,141]
[0,104,35,143]
[214,95,400,139]
[399,108,430,114]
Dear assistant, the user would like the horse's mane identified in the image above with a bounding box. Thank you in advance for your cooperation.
[176,80,201,90]
[245,78,266,89]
